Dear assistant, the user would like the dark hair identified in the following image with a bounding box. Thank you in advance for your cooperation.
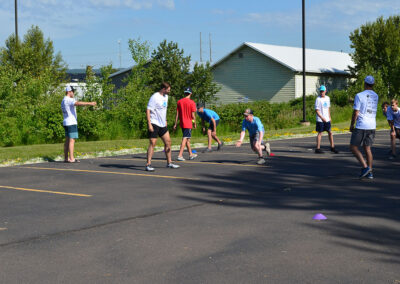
[365,82,374,88]
[66,86,75,94]
[382,101,389,107]
[160,82,171,90]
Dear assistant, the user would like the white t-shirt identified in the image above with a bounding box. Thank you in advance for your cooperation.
[315,96,331,122]
[386,106,400,128]
[147,92,168,127]
[61,96,77,126]
[353,90,379,130]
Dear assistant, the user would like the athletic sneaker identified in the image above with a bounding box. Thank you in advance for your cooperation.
[145,165,155,172]
[315,149,324,154]
[331,147,339,154]
[388,154,396,160]
[256,157,266,165]
[366,172,374,179]
[203,148,213,153]
[217,142,224,151]
[359,167,371,179]
[167,163,180,169]
[189,154,198,160]
[264,142,271,156]
[176,156,185,161]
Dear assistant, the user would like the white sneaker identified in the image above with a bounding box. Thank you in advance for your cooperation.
[167,163,180,169]
[177,156,185,161]
[145,165,155,171]
[257,157,266,165]
[264,142,271,156]
[189,154,198,160]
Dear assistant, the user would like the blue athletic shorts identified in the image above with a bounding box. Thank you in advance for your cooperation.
[64,125,79,139]
[182,128,192,138]
[316,121,331,132]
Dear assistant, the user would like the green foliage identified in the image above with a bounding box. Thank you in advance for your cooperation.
[349,15,400,98]
[189,62,220,104]
[329,89,349,107]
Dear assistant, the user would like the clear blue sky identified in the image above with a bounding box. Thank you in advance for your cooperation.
[1,0,399,69]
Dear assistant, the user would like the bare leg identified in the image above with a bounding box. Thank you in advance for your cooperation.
[160,131,172,164]
[68,138,75,161]
[316,132,322,149]
[64,139,70,161]
[207,129,212,149]
[328,131,335,148]
[186,139,192,155]
[253,142,263,158]
[211,132,221,144]
[364,145,373,169]
[147,138,157,165]
[350,144,367,168]
[178,138,188,157]
[391,135,396,155]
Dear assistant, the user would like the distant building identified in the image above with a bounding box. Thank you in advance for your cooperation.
[211,42,354,104]
[108,67,133,91]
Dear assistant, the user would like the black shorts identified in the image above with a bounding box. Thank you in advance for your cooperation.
[250,132,261,147]
[182,128,192,138]
[316,121,331,132]
[393,127,400,139]
[148,124,168,139]
[350,128,375,147]
[208,119,220,131]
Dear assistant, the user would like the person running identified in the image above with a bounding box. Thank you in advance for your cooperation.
[349,75,379,179]
[61,85,97,163]
[197,104,223,152]
[386,99,400,160]
[235,109,271,165]
[173,87,197,161]
[145,82,180,172]
[381,101,393,155]
[314,85,339,154]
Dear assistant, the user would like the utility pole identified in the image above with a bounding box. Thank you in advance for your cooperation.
[209,33,212,62]
[118,39,121,68]
[15,0,18,44]
[301,0,309,125]
[200,32,203,62]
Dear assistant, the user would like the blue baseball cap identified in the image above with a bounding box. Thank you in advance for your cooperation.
[184,87,193,94]
[65,86,74,92]
[319,85,326,92]
[364,75,375,85]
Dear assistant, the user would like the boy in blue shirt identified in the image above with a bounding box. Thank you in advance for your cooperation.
[197,105,223,152]
[236,109,270,165]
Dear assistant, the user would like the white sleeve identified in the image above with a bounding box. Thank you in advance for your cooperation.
[315,98,320,110]
[327,97,331,108]
[147,96,155,110]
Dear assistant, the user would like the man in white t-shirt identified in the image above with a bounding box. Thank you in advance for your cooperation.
[386,99,400,160]
[61,86,96,163]
[349,76,379,179]
[314,85,338,154]
[145,82,180,172]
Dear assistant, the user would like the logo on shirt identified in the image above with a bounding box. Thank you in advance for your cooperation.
[163,101,167,107]
[323,102,328,108]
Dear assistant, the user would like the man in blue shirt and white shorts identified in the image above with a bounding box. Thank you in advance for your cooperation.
[236,109,270,165]
[349,76,379,179]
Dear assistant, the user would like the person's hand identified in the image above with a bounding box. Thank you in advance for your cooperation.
[149,125,154,133]
[193,122,197,129]
[91,102,97,106]
[391,130,396,137]
[236,140,242,147]
[349,125,354,132]
[173,124,177,130]
[202,127,206,135]
[212,130,216,136]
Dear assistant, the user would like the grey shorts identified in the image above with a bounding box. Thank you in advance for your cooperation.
[250,132,263,147]
[350,128,375,147]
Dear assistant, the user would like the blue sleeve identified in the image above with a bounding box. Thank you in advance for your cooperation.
[353,94,361,110]
[256,118,264,132]
[241,119,247,131]
[387,107,393,121]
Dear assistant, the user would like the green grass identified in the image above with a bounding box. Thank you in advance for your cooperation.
[0,118,390,166]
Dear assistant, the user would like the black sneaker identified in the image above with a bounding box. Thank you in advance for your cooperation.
[217,142,224,151]
[331,147,339,154]
[315,149,324,154]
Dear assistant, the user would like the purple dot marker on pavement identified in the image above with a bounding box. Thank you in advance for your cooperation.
[312,213,327,220]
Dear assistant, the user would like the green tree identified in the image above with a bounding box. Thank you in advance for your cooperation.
[148,40,191,98]
[189,62,220,104]
[349,16,400,98]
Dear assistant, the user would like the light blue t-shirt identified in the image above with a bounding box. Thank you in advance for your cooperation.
[198,108,220,123]
[242,116,264,136]
[353,90,379,130]
[387,106,400,128]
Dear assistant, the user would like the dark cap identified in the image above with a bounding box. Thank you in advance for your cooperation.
[243,108,254,116]
[184,87,193,94]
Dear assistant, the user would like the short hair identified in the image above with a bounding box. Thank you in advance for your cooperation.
[382,102,389,107]
[391,99,398,105]
[160,82,171,90]
[365,82,374,88]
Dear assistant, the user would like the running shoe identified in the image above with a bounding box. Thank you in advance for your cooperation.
[189,154,198,160]
[176,156,185,161]
[217,142,224,151]
[359,167,371,179]
[167,163,180,169]
[366,172,374,179]
[257,157,266,165]
[315,149,324,154]
[330,147,339,154]
[203,148,213,153]
[388,154,396,160]
[145,165,155,172]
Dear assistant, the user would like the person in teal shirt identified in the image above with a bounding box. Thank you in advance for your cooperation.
[236,108,270,165]
[197,104,223,152]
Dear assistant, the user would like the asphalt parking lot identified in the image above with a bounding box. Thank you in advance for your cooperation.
[0,130,399,283]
